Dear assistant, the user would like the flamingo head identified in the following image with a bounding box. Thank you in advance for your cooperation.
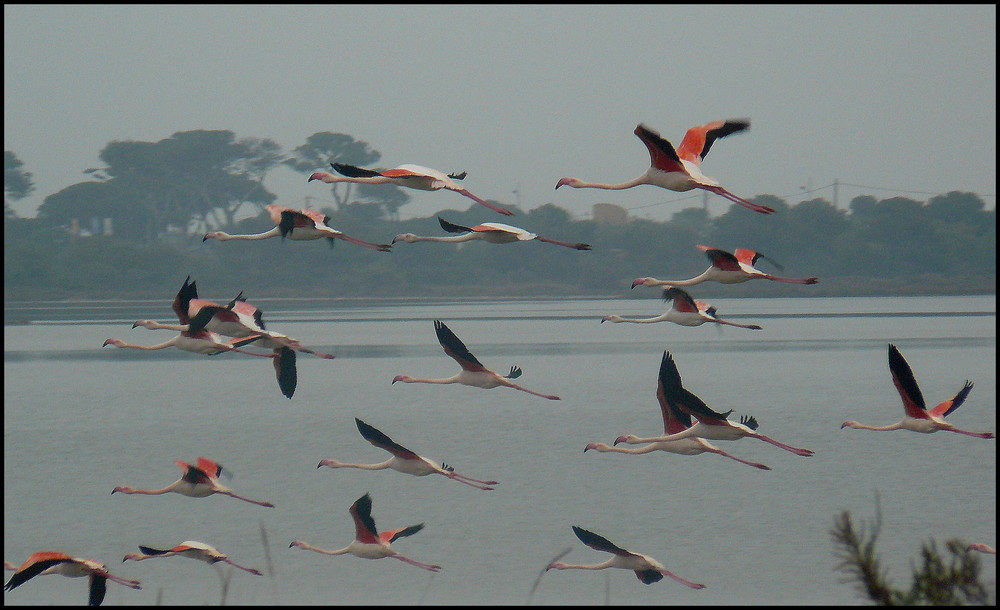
[132,320,154,330]
[840,421,857,429]
[546,561,568,571]
[555,177,579,190]
[308,171,332,183]
[121,553,143,563]
[392,233,417,244]
[631,277,654,289]
[111,485,131,494]
[391,375,413,384]
[613,434,633,446]
[202,231,227,242]
[583,442,601,452]
[317,459,341,469]
[103,338,123,348]
[289,540,306,549]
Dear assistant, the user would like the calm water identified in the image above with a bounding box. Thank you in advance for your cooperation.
[3,296,996,606]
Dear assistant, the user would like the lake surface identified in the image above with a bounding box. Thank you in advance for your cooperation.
[3,295,996,605]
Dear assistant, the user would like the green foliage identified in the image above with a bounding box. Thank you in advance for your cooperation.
[5,151,35,218]
[831,500,992,606]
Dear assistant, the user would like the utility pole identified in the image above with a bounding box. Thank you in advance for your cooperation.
[833,178,839,209]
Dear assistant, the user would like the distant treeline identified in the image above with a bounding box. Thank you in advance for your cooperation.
[3,133,995,302]
[3,190,995,302]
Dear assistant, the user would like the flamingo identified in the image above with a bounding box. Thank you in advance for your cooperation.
[289,492,442,572]
[4,552,141,606]
[585,351,771,470]
[132,276,336,360]
[841,344,993,439]
[968,544,996,554]
[392,320,561,400]
[392,216,591,250]
[202,204,392,251]
[310,162,514,217]
[122,541,261,575]
[318,417,497,490]
[632,245,818,289]
[555,121,775,215]
[545,526,705,588]
[601,286,763,330]
[111,456,274,507]
[102,330,297,398]
[632,352,815,456]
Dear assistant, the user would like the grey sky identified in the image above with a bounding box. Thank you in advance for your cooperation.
[4,4,996,222]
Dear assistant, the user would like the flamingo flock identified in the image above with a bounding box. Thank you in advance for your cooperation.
[6,120,993,606]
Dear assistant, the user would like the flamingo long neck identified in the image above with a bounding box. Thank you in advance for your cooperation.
[112,337,179,351]
[660,269,716,287]
[844,421,904,432]
[551,559,615,571]
[316,174,391,186]
[603,313,671,324]
[293,541,351,556]
[211,227,281,241]
[114,482,181,495]
[398,375,461,385]
[322,458,393,471]
[590,442,658,455]
[410,234,478,244]
[569,176,648,190]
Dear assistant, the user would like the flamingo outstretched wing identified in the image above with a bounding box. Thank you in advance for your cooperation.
[675,119,750,164]
[888,344,929,419]
[633,124,686,174]
[354,418,421,461]
[433,320,487,372]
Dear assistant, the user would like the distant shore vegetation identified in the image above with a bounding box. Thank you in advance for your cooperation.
[4,135,995,302]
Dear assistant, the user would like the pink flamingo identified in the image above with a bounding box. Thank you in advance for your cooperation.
[601,286,762,330]
[392,320,560,400]
[635,352,814,456]
[632,245,818,288]
[841,344,993,439]
[4,551,141,606]
[289,492,442,572]
[203,204,392,251]
[123,541,261,575]
[556,121,775,214]
[586,351,771,470]
[545,526,705,588]
[112,457,274,507]
[132,277,335,360]
[392,216,590,250]
[310,162,514,216]
[318,417,497,490]
[968,544,996,554]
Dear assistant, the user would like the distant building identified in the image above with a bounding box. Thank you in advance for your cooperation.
[592,203,628,225]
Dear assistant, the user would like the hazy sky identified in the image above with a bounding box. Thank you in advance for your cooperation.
[4,5,996,222]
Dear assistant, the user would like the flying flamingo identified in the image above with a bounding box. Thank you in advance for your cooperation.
[102,329,297,398]
[123,541,261,575]
[841,344,993,439]
[318,417,497,490]
[310,162,514,216]
[4,552,141,606]
[132,276,336,360]
[633,352,814,456]
[555,121,775,215]
[392,216,591,250]
[601,286,762,330]
[111,457,274,507]
[392,320,561,400]
[544,526,705,588]
[202,204,392,251]
[632,245,818,289]
[585,352,771,470]
[289,492,442,572]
